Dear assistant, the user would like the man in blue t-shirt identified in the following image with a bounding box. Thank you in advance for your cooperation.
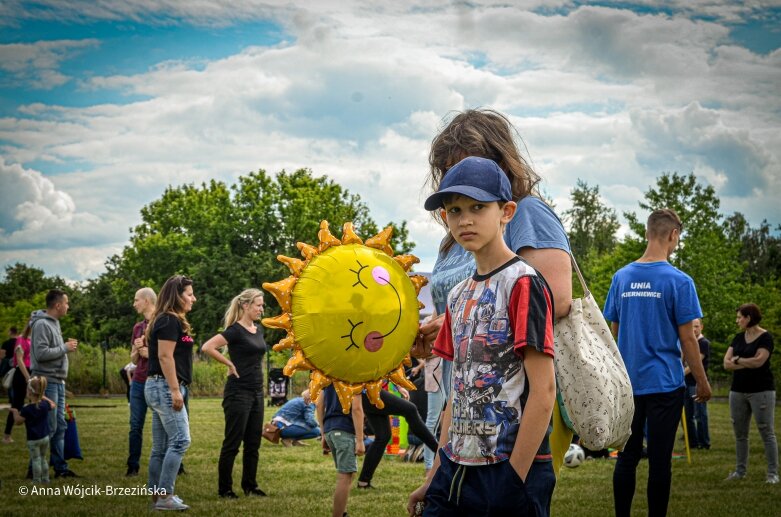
[604,208,712,517]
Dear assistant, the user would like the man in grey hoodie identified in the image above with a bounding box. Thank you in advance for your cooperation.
[30,289,78,478]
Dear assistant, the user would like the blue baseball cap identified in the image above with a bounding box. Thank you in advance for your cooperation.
[424,156,512,211]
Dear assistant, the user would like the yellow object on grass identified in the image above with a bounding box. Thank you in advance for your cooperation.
[550,401,574,477]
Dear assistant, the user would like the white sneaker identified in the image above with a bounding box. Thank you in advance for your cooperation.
[154,496,189,511]
[767,474,779,484]
[724,471,745,481]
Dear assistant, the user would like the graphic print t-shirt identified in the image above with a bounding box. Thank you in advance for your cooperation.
[148,314,194,386]
[433,257,555,465]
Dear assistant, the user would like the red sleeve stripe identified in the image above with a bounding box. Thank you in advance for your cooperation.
[511,275,555,357]
[433,308,454,361]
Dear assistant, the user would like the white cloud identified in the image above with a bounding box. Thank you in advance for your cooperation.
[0,161,120,250]
[0,244,122,283]
[0,39,99,89]
[631,102,773,196]
[0,1,779,281]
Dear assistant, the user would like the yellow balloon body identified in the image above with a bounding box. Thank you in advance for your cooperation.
[291,244,419,384]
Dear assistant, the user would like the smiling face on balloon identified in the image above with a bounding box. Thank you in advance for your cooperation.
[291,244,419,383]
[262,221,427,413]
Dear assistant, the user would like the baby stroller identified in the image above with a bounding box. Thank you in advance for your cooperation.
[267,367,290,407]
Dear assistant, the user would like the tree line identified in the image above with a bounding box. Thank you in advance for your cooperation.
[1,169,779,387]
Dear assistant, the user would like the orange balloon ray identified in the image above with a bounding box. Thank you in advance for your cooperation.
[340,222,363,245]
[364,380,385,409]
[389,365,415,391]
[297,241,319,260]
[393,254,419,272]
[282,349,314,377]
[308,370,332,405]
[261,313,291,332]
[365,226,394,256]
[278,255,307,277]
[263,276,297,312]
[333,380,362,414]
[272,333,296,352]
[409,274,428,296]
[317,220,341,252]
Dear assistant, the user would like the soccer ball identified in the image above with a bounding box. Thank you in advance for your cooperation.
[564,444,585,468]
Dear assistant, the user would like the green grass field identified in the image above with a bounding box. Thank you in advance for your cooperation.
[1,397,778,516]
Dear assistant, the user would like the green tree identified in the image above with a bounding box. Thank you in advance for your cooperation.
[85,168,415,346]
[723,213,781,282]
[620,172,743,346]
[562,179,619,261]
[0,263,67,306]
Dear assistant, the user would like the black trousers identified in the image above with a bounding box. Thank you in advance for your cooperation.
[4,368,27,436]
[359,390,439,484]
[614,387,684,517]
[218,387,264,494]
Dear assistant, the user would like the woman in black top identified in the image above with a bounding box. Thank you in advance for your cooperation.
[144,275,196,511]
[723,303,778,484]
[202,288,268,498]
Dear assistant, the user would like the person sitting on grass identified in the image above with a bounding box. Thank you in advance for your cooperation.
[9,376,56,484]
[317,384,365,517]
[271,389,320,446]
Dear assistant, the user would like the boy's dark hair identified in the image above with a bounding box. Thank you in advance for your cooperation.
[45,289,67,309]
[646,209,682,239]
[8,326,17,334]
[737,303,762,327]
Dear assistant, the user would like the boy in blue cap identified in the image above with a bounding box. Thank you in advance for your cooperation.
[408,156,557,516]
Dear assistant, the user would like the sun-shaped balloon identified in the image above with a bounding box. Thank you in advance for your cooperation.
[262,221,428,414]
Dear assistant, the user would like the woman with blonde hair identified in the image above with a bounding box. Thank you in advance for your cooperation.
[9,376,56,484]
[145,275,196,511]
[202,288,268,498]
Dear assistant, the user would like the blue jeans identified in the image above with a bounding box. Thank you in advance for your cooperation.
[145,378,191,496]
[280,424,320,440]
[27,436,50,483]
[684,385,710,448]
[44,381,67,473]
[127,380,148,469]
[424,388,445,470]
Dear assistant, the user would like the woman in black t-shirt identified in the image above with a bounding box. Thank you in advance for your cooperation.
[202,288,268,498]
[144,275,197,511]
[723,303,778,484]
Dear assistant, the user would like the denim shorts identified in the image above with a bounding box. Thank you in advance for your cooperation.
[325,430,357,474]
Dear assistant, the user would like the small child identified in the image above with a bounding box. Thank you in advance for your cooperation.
[316,385,365,517]
[408,156,557,516]
[10,376,56,484]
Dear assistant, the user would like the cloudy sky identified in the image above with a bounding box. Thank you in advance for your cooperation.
[1,0,780,281]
